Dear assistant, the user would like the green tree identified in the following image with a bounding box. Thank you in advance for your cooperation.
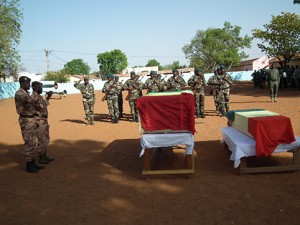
[252,12,300,67]
[43,71,69,83]
[0,0,23,76]
[62,58,90,75]
[182,22,252,71]
[160,61,186,70]
[145,59,163,70]
[97,49,128,75]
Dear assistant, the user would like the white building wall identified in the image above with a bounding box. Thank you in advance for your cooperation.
[253,56,269,70]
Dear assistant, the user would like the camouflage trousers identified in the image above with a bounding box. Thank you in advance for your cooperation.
[117,93,123,115]
[83,100,95,124]
[18,117,38,162]
[194,92,205,115]
[129,98,138,119]
[211,88,220,111]
[36,118,50,155]
[106,96,119,120]
[218,88,230,113]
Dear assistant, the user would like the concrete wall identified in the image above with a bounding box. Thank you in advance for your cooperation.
[0,70,254,100]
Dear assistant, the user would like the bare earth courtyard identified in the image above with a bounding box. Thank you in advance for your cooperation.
[0,81,300,225]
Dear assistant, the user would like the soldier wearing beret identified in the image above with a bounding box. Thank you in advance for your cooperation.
[166,68,187,91]
[15,76,42,172]
[74,76,96,125]
[102,74,122,123]
[31,81,55,165]
[188,67,206,118]
[144,70,164,94]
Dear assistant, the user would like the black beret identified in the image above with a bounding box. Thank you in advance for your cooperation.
[19,76,31,83]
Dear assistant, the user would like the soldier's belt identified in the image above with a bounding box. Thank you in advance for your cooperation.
[20,114,38,118]
[35,115,48,119]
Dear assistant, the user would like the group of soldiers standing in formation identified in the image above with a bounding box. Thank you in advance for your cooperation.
[74,66,233,125]
[15,66,232,172]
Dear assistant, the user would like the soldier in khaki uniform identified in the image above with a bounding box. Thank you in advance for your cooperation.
[264,63,281,102]
[31,81,55,165]
[188,68,206,118]
[15,76,43,173]
[123,71,143,122]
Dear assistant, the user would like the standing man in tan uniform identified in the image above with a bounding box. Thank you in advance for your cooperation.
[31,81,55,165]
[15,76,43,173]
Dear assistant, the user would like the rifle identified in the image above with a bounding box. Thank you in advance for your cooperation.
[101,82,117,102]
[193,65,208,94]
[125,76,141,101]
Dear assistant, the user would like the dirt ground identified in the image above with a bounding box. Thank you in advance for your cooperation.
[0,81,300,225]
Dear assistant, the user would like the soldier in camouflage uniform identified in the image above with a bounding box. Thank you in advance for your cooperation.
[15,76,43,173]
[102,74,122,123]
[144,70,164,93]
[31,81,55,165]
[217,65,233,116]
[123,71,143,122]
[188,68,206,118]
[74,76,96,125]
[166,68,187,91]
[157,74,166,92]
[114,76,124,118]
[207,68,220,112]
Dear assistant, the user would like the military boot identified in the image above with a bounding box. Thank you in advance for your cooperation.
[39,154,49,164]
[45,154,55,162]
[26,160,38,173]
[33,160,45,170]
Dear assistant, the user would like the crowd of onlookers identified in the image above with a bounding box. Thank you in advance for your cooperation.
[251,64,300,90]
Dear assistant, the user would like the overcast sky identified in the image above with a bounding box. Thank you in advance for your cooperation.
[17,0,300,74]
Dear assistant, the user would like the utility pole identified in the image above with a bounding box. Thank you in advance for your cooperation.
[45,49,53,73]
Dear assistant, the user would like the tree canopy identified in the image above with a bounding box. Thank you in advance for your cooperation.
[0,0,23,77]
[97,49,128,75]
[182,22,252,71]
[252,12,300,67]
[62,58,90,75]
[43,71,69,83]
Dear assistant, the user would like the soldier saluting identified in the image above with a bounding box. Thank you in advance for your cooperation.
[74,76,96,125]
